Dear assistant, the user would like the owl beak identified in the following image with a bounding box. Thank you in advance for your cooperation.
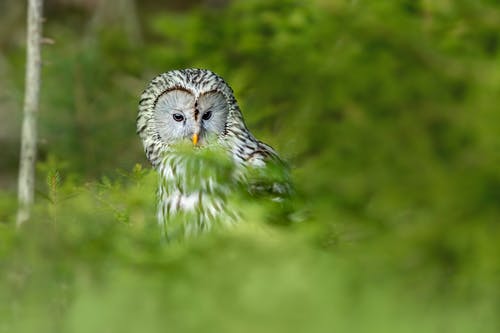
[192,133,199,145]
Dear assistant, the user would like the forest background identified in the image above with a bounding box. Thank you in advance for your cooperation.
[0,0,499,332]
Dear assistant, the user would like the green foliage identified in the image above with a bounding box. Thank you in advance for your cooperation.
[161,143,235,192]
[1,0,500,332]
[0,164,498,332]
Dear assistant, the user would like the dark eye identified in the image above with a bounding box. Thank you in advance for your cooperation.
[172,113,184,122]
[202,111,212,121]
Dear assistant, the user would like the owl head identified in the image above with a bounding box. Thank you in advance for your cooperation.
[137,69,248,166]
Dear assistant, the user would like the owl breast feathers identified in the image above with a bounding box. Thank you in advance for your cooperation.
[137,68,290,238]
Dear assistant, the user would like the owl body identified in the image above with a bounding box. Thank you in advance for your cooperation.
[137,69,288,238]
[155,150,237,237]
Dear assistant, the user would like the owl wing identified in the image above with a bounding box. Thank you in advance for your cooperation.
[243,141,293,200]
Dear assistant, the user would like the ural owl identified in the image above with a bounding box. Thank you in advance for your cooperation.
[137,69,289,239]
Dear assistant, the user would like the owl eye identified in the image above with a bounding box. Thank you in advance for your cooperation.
[172,113,184,122]
[202,111,212,121]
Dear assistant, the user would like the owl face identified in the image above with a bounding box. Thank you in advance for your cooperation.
[138,68,252,166]
[154,88,229,146]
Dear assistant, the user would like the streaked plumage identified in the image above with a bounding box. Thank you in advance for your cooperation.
[137,68,289,238]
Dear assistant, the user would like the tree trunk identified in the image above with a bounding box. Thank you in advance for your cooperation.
[17,0,43,227]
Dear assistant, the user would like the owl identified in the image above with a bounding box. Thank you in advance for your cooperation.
[137,69,289,239]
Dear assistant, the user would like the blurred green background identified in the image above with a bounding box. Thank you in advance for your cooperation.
[1,0,499,332]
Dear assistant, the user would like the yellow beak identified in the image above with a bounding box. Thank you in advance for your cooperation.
[192,133,199,145]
